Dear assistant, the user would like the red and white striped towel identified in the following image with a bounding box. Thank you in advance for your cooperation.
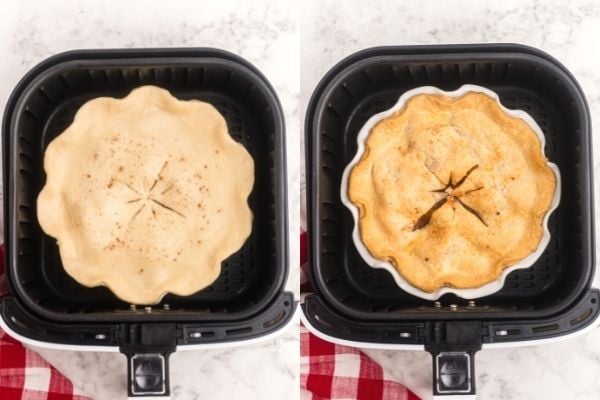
[0,245,91,400]
[300,232,420,400]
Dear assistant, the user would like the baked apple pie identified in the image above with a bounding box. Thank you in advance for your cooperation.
[346,88,558,294]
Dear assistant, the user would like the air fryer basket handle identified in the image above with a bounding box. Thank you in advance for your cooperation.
[430,349,477,398]
[125,352,172,398]
[120,323,177,398]
[425,321,482,398]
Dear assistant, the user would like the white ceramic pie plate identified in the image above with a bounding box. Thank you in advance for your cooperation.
[340,84,561,301]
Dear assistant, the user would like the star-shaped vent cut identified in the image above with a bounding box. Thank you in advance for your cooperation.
[121,161,186,222]
[413,164,487,231]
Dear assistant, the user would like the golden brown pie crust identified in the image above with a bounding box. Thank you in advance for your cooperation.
[348,92,557,292]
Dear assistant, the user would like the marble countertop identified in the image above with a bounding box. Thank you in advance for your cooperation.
[3,0,600,399]
[0,1,299,399]
[301,0,600,399]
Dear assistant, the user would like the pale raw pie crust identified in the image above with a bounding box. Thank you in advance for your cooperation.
[37,86,254,305]
[347,90,557,294]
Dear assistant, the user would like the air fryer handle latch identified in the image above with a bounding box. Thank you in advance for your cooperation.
[120,323,177,398]
[431,350,477,398]
[425,321,482,398]
[126,352,171,398]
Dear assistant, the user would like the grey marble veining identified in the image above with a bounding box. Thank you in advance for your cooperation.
[0,1,299,399]
[362,329,600,399]
[301,0,600,399]
[4,0,600,399]
[32,330,300,400]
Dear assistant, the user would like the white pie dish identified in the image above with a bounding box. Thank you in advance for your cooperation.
[340,84,561,301]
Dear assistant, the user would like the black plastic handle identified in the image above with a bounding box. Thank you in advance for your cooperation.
[126,352,171,397]
[120,324,177,398]
[425,321,481,398]
[431,350,477,397]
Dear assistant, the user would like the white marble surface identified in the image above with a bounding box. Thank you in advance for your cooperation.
[0,1,299,399]
[301,0,600,399]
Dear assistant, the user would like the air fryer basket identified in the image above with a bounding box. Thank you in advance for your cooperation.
[1,48,294,398]
[303,44,596,397]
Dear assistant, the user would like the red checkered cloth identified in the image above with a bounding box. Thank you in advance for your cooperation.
[0,245,91,400]
[300,232,420,400]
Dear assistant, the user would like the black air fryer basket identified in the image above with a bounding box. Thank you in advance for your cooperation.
[1,48,295,398]
[303,44,595,397]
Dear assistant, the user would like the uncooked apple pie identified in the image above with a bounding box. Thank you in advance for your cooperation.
[37,86,254,304]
